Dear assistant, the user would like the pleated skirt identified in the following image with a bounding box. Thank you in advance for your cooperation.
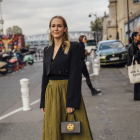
[42,80,93,140]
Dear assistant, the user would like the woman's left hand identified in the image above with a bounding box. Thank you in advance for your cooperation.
[138,45,140,49]
[67,107,75,113]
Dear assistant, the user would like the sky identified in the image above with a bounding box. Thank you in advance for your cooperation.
[1,0,109,36]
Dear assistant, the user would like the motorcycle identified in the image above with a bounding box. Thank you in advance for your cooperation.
[20,48,35,65]
[16,53,25,69]
[7,53,19,72]
[0,54,8,75]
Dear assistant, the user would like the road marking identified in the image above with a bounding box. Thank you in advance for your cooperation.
[0,99,40,121]
[0,107,22,121]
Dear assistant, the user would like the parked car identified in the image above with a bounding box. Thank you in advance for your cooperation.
[96,40,127,65]
[85,39,96,53]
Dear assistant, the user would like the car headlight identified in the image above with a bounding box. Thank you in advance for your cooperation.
[100,54,106,56]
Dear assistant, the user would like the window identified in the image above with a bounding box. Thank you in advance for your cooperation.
[133,0,140,3]
[99,41,124,50]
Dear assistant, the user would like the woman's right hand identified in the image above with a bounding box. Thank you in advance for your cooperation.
[41,108,45,114]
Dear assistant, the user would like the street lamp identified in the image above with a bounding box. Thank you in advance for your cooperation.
[0,0,4,35]
[89,13,98,43]
[127,0,130,44]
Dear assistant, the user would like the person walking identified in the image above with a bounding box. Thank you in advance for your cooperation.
[40,16,93,140]
[78,35,101,95]
[127,32,140,100]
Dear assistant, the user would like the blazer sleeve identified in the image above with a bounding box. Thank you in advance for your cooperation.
[80,44,86,60]
[66,43,82,109]
[40,47,49,109]
[127,47,132,66]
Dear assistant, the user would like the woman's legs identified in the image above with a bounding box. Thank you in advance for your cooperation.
[134,83,140,100]
[82,61,100,95]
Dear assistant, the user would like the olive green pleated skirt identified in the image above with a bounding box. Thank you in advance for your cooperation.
[42,80,93,140]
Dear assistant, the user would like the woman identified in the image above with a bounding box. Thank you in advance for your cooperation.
[78,35,101,95]
[127,32,140,100]
[40,16,93,140]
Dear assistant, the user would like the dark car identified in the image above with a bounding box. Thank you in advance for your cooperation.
[96,40,127,65]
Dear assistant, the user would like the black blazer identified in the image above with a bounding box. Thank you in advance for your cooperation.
[127,41,140,66]
[40,42,82,109]
[78,42,86,60]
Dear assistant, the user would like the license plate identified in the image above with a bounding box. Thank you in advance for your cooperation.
[110,57,119,61]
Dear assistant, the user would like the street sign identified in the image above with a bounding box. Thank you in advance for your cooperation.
[0,19,4,24]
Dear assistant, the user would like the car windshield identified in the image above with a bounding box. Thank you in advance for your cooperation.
[99,42,124,50]
[85,40,96,46]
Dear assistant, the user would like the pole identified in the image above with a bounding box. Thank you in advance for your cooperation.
[127,0,130,44]
[115,1,118,40]
[96,14,98,43]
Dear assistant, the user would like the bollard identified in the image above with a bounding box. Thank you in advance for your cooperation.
[90,50,95,58]
[86,61,90,73]
[20,78,31,111]
[94,58,100,75]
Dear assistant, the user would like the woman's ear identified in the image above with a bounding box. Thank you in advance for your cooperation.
[64,27,67,33]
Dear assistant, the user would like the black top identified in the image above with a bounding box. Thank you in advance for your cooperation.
[49,58,69,80]
[40,42,82,109]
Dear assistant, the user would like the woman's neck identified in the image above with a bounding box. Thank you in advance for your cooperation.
[134,39,137,43]
[54,37,63,48]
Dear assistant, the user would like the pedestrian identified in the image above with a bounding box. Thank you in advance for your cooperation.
[127,32,140,100]
[78,35,101,95]
[40,16,93,140]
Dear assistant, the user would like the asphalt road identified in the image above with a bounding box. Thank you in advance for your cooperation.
[0,62,43,115]
[0,59,140,140]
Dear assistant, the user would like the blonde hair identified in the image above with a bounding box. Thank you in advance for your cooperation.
[49,16,70,54]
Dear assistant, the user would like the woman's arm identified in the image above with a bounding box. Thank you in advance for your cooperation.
[66,43,82,109]
[40,47,49,109]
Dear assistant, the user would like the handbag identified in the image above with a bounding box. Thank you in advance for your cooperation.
[128,56,140,84]
[61,112,81,134]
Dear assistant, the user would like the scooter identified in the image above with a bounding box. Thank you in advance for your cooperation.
[0,54,8,75]
[20,48,35,65]
[8,53,19,71]
[16,53,25,69]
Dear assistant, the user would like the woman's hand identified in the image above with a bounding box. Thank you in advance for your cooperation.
[85,50,88,55]
[138,45,140,50]
[67,107,75,114]
[41,108,45,114]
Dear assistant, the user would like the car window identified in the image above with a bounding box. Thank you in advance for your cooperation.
[85,40,96,46]
[99,42,124,50]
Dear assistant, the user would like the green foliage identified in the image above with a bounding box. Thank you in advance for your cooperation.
[90,17,103,32]
[6,25,22,35]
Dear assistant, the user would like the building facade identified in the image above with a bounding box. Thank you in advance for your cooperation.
[102,0,140,45]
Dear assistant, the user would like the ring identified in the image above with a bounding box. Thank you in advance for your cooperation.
[71,109,73,112]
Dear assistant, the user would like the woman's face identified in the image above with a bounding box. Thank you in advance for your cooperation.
[139,33,140,41]
[82,36,87,43]
[50,18,67,39]
[134,33,139,41]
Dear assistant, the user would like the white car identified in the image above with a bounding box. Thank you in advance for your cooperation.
[85,40,97,53]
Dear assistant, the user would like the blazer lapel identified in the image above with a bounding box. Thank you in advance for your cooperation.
[45,44,54,73]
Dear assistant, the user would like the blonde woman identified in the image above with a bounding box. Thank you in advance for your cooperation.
[40,16,93,140]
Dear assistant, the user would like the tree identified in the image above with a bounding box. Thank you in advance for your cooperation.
[90,17,103,32]
[6,25,22,35]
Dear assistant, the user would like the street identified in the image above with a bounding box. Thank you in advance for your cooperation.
[0,59,140,140]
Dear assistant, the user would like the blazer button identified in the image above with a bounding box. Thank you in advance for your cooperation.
[59,71,61,74]
[66,70,68,72]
